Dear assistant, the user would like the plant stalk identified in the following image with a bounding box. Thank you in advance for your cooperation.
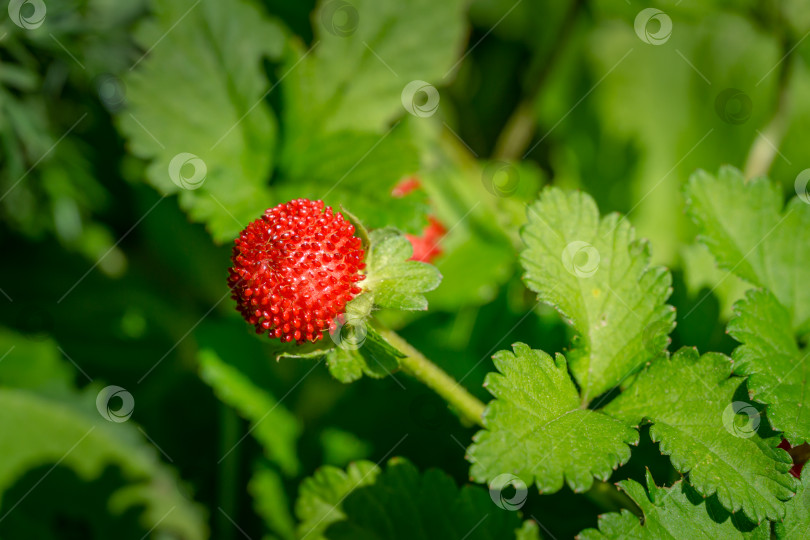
[380,329,486,427]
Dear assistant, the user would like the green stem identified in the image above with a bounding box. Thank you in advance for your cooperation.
[380,329,486,427]
[743,11,795,178]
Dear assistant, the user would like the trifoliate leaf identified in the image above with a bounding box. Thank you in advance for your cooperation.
[468,343,638,494]
[776,471,810,539]
[363,228,443,311]
[728,289,810,446]
[604,348,797,522]
[685,166,810,335]
[0,388,206,539]
[199,350,301,476]
[304,457,527,540]
[118,0,285,242]
[295,460,381,540]
[520,188,675,403]
[579,472,769,539]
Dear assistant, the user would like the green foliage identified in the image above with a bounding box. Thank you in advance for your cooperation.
[298,458,531,540]
[249,464,297,540]
[685,166,810,335]
[578,471,768,539]
[199,349,302,475]
[468,343,638,493]
[295,461,381,540]
[0,330,207,538]
[118,0,285,242]
[362,228,443,311]
[521,188,675,402]
[604,348,797,522]
[775,472,810,539]
[728,289,810,445]
[4,1,810,538]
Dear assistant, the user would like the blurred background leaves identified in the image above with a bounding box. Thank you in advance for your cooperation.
[0,0,808,538]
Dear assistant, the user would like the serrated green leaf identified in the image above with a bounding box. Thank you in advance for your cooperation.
[520,187,675,402]
[776,471,810,539]
[685,166,810,335]
[515,520,542,540]
[295,460,381,540]
[118,0,285,242]
[281,0,466,139]
[363,228,442,311]
[325,325,404,383]
[312,457,525,540]
[199,350,302,476]
[578,474,769,539]
[468,343,638,494]
[0,389,206,539]
[728,289,810,445]
[604,348,797,522]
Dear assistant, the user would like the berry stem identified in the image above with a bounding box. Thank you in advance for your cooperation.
[380,329,486,427]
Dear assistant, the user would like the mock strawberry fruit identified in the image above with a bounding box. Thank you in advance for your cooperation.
[406,215,447,263]
[228,199,366,343]
[391,176,421,198]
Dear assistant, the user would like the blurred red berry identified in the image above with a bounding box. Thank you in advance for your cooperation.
[391,177,421,198]
[406,216,447,263]
[228,199,366,344]
[778,438,809,478]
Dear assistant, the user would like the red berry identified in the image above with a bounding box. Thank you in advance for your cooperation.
[228,199,366,344]
[406,215,447,263]
[391,176,421,198]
